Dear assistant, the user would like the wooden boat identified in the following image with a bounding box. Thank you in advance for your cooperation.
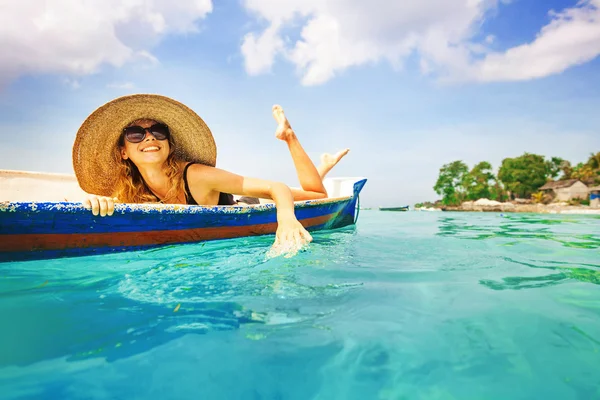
[379,206,409,212]
[0,174,367,262]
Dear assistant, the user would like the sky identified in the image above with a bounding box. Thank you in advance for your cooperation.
[1,0,599,207]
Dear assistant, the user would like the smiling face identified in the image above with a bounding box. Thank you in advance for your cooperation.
[120,119,171,167]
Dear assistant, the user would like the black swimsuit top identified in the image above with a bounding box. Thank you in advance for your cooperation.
[143,162,235,205]
[182,162,236,206]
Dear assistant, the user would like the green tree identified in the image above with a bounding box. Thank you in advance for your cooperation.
[498,153,549,199]
[546,157,572,180]
[434,161,469,206]
[490,182,508,202]
[572,152,600,183]
[464,161,496,200]
[588,151,600,169]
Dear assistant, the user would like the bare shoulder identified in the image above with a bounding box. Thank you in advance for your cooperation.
[186,162,213,173]
[186,163,241,186]
[185,163,215,183]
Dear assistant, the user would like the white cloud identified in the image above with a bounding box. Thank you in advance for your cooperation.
[472,0,600,82]
[240,0,600,85]
[136,50,161,66]
[0,0,213,86]
[241,24,285,75]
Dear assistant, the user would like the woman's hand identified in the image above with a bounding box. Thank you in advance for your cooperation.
[275,217,313,247]
[83,195,117,217]
[269,216,313,257]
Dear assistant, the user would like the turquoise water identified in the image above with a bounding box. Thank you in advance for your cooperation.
[1,211,599,399]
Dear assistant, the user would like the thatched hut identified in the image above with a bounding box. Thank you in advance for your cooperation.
[539,179,589,202]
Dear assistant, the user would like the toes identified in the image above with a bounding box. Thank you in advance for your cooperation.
[320,149,349,166]
[335,148,350,161]
[272,105,283,119]
[272,105,289,124]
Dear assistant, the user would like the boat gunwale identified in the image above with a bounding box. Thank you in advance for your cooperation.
[0,195,356,216]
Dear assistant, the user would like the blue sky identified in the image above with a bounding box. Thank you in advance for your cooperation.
[1,0,599,207]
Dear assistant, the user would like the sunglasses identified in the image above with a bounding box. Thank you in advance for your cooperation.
[122,123,170,143]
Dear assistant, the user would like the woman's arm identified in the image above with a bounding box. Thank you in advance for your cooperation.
[187,164,313,248]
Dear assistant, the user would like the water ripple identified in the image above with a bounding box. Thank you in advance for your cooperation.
[437,214,600,249]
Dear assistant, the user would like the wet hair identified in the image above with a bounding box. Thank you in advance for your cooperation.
[112,120,185,203]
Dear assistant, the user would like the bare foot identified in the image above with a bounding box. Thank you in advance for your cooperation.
[318,148,350,179]
[320,149,350,169]
[272,105,295,141]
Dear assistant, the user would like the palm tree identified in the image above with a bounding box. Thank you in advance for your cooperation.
[588,152,600,170]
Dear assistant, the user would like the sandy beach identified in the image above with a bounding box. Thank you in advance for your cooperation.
[0,169,87,202]
[437,198,600,215]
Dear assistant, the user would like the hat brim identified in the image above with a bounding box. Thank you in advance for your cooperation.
[72,94,216,196]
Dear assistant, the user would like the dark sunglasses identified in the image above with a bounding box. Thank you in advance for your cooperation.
[122,123,170,143]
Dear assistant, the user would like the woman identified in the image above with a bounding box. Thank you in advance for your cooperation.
[73,94,349,251]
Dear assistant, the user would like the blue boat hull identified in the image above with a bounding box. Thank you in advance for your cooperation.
[0,179,366,262]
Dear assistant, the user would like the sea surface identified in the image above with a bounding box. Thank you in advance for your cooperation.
[1,211,599,399]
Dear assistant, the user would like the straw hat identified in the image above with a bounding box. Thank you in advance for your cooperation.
[72,94,217,196]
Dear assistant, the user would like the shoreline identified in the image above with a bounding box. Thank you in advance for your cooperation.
[438,206,600,215]
[439,200,600,215]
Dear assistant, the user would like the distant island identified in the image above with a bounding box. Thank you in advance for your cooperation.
[415,151,600,214]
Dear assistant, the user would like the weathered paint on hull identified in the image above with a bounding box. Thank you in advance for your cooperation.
[0,179,366,262]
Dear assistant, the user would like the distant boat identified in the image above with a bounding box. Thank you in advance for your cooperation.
[379,206,409,212]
